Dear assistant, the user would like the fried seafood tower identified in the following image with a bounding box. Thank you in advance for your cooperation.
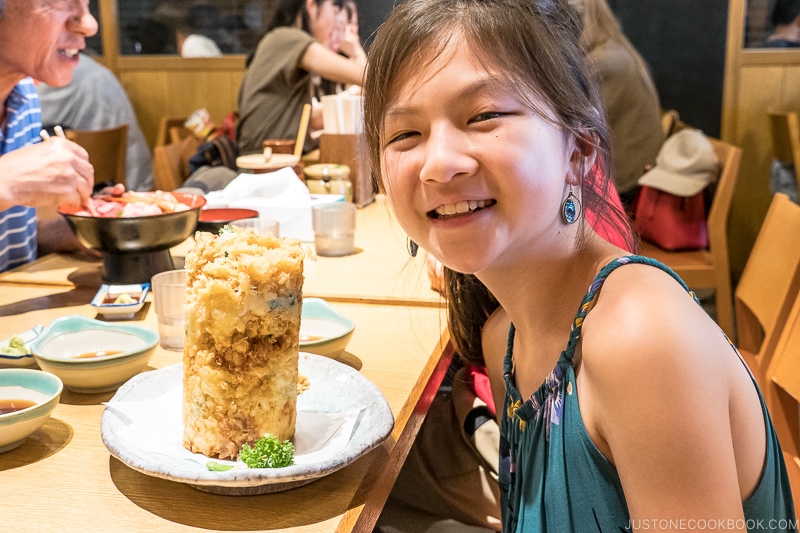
[183,228,306,459]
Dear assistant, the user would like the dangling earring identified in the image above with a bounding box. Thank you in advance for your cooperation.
[561,184,581,225]
[407,238,419,257]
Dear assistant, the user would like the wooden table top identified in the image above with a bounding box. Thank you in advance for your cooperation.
[0,196,445,309]
[0,198,454,533]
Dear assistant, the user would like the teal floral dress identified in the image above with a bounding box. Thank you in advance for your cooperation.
[499,256,796,532]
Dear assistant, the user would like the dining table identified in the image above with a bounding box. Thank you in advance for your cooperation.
[0,195,454,533]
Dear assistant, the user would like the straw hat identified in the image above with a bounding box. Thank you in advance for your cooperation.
[638,129,719,197]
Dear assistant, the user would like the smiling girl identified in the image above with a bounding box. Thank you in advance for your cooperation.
[364,0,796,530]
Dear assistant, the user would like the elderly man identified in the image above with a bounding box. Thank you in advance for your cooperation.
[0,0,98,272]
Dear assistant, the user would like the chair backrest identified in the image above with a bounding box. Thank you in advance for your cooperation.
[65,125,128,187]
[706,136,741,265]
[155,117,190,147]
[767,110,800,169]
[661,109,680,137]
[734,193,800,370]
[763,292,800,469]
[152,134,202,191]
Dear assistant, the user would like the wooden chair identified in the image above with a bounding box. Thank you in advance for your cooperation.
[65,125,128,187]
[763,292,800,503]
[154,116,191,147]
[638,135,741,339]
[152,134,202,191]
[734,193,800,386]
[660,109,681,137]
[767,109,800,193]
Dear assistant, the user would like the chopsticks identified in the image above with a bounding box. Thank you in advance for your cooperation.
[294,103,311,158]
[41,126,100,216]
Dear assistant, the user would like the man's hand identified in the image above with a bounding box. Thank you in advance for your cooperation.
[0,137,94,211]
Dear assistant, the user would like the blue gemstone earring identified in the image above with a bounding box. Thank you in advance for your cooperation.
[561,186,580,225]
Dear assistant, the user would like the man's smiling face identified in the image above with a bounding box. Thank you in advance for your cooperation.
[0,0,97,88]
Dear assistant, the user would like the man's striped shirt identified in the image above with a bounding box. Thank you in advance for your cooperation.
[0,78,41,273]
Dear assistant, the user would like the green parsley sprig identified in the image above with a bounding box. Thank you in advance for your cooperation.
[239,433,295,469]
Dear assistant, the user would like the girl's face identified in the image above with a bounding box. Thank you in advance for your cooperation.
[380,38,580,275]
[328,7,347,52]
[307,0,340,49]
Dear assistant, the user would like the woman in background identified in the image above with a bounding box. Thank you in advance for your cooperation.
[576,0,664,208]
[236,0,365,154]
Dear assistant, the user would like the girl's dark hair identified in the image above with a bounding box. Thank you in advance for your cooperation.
[363,0,633,365]
[247,0,346,66]
[771,0,800,28]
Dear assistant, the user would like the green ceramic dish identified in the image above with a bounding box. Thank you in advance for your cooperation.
[30,315,159,394]
[0,368,63,453]
[300,298,355,357]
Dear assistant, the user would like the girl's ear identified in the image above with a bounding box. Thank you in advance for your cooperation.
[305,0,317,19]
[568,131,598,186]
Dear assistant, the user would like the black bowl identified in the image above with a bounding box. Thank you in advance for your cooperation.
[58,192,206,284]
[195,208,259,234]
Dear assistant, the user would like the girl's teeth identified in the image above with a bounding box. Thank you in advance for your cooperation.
[435,200,487,217]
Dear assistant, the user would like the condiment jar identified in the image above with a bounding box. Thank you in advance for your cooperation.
[303,164,353,202]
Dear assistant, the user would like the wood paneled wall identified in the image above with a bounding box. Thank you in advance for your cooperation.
[116,57,246,148]
[722,0,800,280]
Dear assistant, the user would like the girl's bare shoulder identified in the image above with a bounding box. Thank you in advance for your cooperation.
[579,261,728,387]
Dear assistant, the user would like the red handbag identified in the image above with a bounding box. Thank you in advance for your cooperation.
[633,185,708,250]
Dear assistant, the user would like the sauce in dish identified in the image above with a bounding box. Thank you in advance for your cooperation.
[0,398,36,415]
[101,293,141,305]
[0,386,51,414]
[76,350,123,359]
[39,330,147,359]
[299,318,350,343]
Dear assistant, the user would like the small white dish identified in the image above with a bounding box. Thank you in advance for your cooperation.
[0,325,44,368]
[0,368,63,453]
[30,316,159,393]
[300,298,355,357]
[91,283,149,318]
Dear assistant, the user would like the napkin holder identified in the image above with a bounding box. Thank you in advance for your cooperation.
[319,133,374,207]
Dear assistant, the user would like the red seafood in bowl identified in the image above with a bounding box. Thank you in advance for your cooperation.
[58,191,206,284]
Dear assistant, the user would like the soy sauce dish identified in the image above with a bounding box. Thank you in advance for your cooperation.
[299,298,355,357]
[0,368,63,453]
[91,283,149,319]
[30,316,159,394]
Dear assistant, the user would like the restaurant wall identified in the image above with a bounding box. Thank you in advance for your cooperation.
[117,58,245,149]
[105,0,767,285]
[608,0,729,138]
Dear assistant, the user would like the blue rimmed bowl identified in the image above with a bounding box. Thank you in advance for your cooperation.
[30,316,159,393]
[0,368,63,453]
[299,298,355,357]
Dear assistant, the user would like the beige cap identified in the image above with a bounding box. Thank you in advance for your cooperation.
[638,129,719,197]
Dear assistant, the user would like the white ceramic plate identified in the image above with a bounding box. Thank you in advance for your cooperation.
[101,353,393,495]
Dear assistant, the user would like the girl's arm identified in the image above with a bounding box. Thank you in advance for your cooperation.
[299,42,365,87]
[579,264,756,531]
